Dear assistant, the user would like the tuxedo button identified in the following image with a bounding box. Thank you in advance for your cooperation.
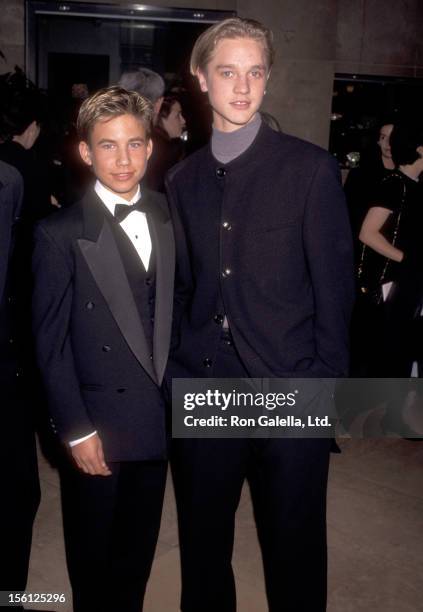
[222,268,232,278]
[86,301,95,310]
[216,167,226,178]
[222,221,232,231]
[214,314,224,325]
[102,345,111,352]
[145,277,152,286]
[150,354,153,360]
[203,358,212,368]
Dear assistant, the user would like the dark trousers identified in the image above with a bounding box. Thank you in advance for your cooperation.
[60,459,167,612]
[171,335,331,612]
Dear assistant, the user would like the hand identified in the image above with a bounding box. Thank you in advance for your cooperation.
[70,433,111,476]
[50,194,61,208]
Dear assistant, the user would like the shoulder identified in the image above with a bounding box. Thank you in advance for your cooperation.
[35,201,84,246]
[372,171,406,211]
[143,187,170,222]
[0,159,23,188]
[166,144,210,186]
[265,127,337,171]
[0,161,23,215]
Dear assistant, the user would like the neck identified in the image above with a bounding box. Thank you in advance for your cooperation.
[211,114,262,164]
[382,157,395,170]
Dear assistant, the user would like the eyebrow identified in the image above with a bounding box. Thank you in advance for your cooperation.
[215,64,267,71]
[97,137,146,144]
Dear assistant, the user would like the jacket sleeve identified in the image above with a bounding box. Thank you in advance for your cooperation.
[32,223,95,442]
[303,155,355,377]
[165,174,195,351]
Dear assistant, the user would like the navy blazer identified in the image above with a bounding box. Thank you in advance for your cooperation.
[166,121,354,379]
[32,188,175,462]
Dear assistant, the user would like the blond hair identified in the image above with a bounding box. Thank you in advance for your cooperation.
[190,18,274,75]
[77,86,153,142]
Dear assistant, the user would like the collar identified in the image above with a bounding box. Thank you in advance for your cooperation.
[94,180,141,215]
[211,113,262,164]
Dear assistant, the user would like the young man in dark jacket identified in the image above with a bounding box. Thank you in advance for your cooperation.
[33,87,174,612]
[166,18,354,612]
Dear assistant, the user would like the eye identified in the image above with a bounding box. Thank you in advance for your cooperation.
[250,69,264,78]
[221,70,234,78]
[101,143,115,150]
[129,141,142,149]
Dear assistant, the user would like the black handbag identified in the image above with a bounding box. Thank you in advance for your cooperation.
[357,172,406,306]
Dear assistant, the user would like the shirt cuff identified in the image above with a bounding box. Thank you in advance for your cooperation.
[69,431,97,447]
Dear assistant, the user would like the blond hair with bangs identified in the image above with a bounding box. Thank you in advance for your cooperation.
[190,17,274,75]
[77,86,153,143]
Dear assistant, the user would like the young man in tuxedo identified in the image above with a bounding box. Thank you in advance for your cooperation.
[32,87,174,612]
[166,18,354,612]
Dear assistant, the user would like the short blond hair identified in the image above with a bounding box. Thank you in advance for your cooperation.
[77,86,153,142]
[190,17,274,75]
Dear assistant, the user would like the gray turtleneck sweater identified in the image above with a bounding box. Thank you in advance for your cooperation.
[211,113,262,164]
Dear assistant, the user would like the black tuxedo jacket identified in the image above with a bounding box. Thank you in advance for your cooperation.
[166,121,354,379]
[32,188,174,462]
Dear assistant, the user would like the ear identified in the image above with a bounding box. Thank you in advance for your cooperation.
[146,138,153,161]
[79,141,92,166]
[416,145,423,157]
[153,97,164,118]
[196,69,209,93]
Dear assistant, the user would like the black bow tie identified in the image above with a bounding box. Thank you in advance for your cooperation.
[114,199,150,223]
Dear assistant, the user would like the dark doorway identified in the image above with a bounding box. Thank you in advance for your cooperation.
[48,52,110,99]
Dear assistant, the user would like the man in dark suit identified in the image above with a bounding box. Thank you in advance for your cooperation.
[32,87,174,612]
[166,18,354,612]
[0,160,41,610]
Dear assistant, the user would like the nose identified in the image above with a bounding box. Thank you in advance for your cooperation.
[117,146,130,166]
[233,74,250,94]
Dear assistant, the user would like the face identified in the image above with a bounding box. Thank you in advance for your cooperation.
[161,102,186,139]
[79,113,152,200]
[197,37,269,133]
[377,124,394,159]
[415,145,423,173]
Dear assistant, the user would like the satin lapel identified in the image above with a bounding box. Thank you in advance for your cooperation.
[149,209,175,385]
[77,218,157,383]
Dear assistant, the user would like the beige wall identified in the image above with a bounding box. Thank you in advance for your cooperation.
[336,0,423,77]
[1,0,422,148]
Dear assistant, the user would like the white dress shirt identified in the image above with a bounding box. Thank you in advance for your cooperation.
[69,180,152,448]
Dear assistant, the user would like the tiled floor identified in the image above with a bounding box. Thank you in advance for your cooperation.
[26,439,423,611]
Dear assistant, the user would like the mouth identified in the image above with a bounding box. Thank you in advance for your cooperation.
[230,101,251,110]
[112,172,134,181]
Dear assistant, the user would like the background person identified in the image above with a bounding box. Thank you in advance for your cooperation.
[145,95,187,192]
[0,160,41,612]
[118,67,165,121]
[344,120,396,253]
[356,123,423,379]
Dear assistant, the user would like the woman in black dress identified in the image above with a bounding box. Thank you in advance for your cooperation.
[356,124,423,377]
